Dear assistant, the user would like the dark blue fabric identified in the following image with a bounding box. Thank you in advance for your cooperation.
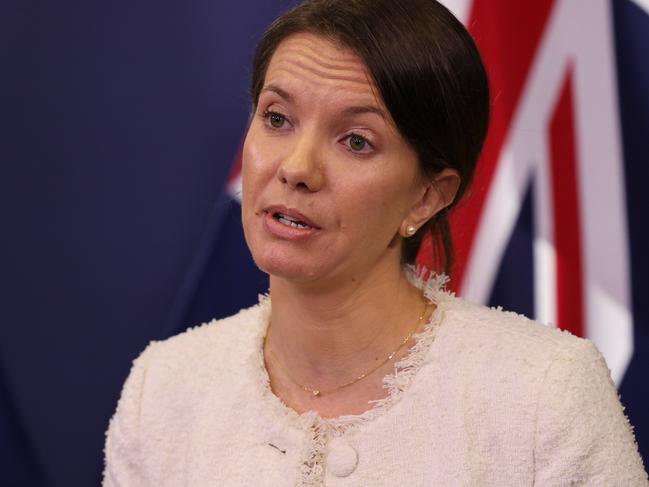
[614,0,649,466]
[0,368,47,486]
[488,184,535,318]
[181,193,269,331]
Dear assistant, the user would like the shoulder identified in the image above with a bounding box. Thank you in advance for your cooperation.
[430,292,646,483]
[411,268,587,370]
[137,299,267,374]
[105,300,269,451]
[122,300,269,407]
[436,291,593,372]
[103,301,271,485]
[426,291,608,421]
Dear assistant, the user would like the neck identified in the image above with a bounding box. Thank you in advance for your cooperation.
[267,261,425,390]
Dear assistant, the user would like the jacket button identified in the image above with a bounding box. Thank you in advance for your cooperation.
[327,438,358,477]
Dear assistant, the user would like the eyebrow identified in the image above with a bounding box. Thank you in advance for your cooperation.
[262,84,387,120]
[339,105,386,120]
[261,84,294,103]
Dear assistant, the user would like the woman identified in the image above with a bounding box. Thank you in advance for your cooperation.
[104,0,647,485]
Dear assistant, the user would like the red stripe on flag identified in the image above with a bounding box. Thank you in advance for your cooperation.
[549,69,584,337]
[439,0,556,290]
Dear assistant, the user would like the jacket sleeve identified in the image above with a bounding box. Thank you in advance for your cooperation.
[102,348,151,487]
[533,337,648,486]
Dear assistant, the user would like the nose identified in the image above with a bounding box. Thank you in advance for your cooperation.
[277,134,324,192]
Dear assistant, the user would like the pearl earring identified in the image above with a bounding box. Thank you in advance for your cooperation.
[406,225,417,236]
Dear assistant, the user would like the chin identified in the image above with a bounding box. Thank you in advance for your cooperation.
[252,250,322,282]
[244,224,330,283]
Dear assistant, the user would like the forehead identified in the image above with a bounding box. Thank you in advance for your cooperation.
[264,32,381,105]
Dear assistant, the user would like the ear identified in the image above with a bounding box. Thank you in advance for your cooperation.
[399,168,460,237]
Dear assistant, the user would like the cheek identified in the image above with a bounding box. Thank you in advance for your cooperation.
[337,177,410,243]
[241,130,272,206]
[241,142,265,241]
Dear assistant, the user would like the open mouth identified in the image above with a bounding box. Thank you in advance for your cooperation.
[273,212,313,230]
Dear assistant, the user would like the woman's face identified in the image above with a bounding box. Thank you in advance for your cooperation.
[242,33,436,284]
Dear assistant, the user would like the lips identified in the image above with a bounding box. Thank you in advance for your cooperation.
[274,213,312,229]
[265,206,321,230]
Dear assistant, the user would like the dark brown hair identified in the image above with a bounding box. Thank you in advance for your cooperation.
[250,0,490,275]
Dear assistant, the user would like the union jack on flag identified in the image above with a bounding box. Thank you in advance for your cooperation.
[218,0,649,465]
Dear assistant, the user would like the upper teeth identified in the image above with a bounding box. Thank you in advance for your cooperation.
[277,213,310,229]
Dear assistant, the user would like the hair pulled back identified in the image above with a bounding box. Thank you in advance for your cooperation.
[250,0,490,275]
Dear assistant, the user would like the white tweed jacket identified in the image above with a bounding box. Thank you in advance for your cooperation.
[103,277,648,486]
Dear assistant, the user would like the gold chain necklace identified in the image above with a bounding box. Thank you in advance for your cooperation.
[265,302,430,397]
